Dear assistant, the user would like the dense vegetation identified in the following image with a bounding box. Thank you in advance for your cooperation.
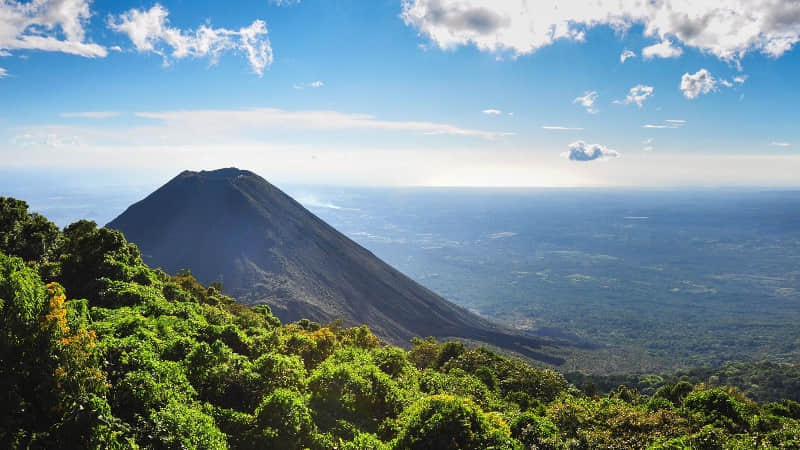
[2,196,800,448]
[567,361,800,405]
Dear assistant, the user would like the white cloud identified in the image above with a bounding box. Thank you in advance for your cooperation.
[563,140,620,162]
[269,0,300,5]
[542,126,584,131]
[642,137,654,151]
[680,69,745,98]
[614,84,654,107]
[722,74,749,87]
[680,69,717,99]
[401,0,800,63]
[620,49,636,63]
[0,0,107,57]
[61,111,119,119]
[643,120,685,129]
[642,39,683,59]
[108,5,272,75]
[0,67,6,78]
[573,91,598,114]
[133,107,513,139]
[293,80,324,89]
[482,108,502,115]
[12,131,82,148]
[0,50,10,56]
[771,141,791,147]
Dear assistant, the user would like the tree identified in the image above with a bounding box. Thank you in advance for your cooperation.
[254,389,315,449]
[393,395,514,450]
[58,220,150,301]
[0,197,60,263]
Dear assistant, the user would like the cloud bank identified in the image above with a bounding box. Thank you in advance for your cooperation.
[401,0,800,63]
[0,0,107,57]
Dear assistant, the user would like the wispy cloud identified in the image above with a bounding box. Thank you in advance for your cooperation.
[771,141,791,147]
[620,49,636,63]
[108,4,272,76]
[642,138,654,151]
[542,126,583,131]
[643,120,686,129]
[293,80,325,89]
[0,67,7,78]
[482,109,502,115]
[61,111,120,119]
[134,107,514,139]
[573,91,598,114]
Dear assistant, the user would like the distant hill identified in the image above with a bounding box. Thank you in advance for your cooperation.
[107,168,567,363]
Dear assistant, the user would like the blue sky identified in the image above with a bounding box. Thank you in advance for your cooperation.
[1,0,799,187]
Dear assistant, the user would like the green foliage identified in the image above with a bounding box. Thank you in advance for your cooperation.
[147,400,227,449]
[1,200,800,448]
[0,197,60,263]
[58,220,151,300]
[509,412,561,450]
[254,388,315,449]
[308,351,404,434]
[393,394,515,450]
[683,388,750,433]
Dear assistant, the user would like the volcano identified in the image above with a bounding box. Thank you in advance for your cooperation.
[108,168,566,363]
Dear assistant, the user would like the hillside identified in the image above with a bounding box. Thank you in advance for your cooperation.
[107,168,566,361]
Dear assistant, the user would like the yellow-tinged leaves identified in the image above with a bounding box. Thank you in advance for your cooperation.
[42,281,69,334]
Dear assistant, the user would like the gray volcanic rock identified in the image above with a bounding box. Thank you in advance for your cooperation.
[108,168,566,363]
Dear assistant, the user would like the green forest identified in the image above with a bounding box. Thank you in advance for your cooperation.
[2,195,800,449]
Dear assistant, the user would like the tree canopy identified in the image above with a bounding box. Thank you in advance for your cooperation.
[1,196,799,448]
